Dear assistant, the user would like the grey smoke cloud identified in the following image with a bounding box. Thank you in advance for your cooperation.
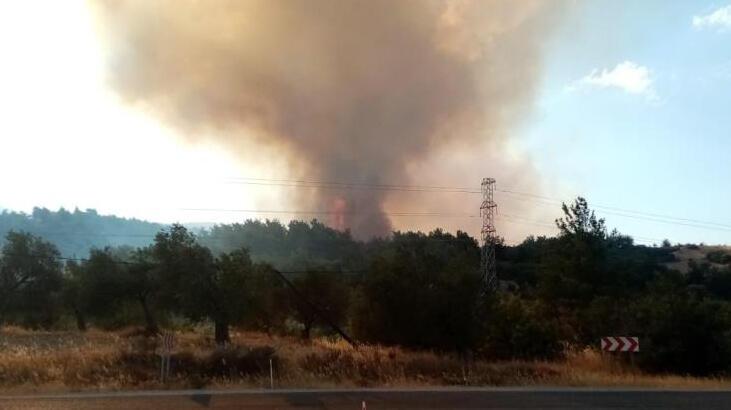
[92,0,563,238]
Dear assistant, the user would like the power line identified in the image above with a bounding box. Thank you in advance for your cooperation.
[180,203,730,238]
[496,189,731,230]
[3,174,728,235]
[222,176,731,233]
[0,249,374,273]
[0,232,159,238]
[2,182,726,243]
[270,268,358,347]
[0,252,138,266]
[224,177,479,193]
[183,207,658,238]
[499,214,558,229]
[179,208,478,218]
[504,192,731,233]
[0,210,691,243]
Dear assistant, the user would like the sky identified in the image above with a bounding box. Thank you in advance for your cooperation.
[0,0,729,245]
[521,0,731,245]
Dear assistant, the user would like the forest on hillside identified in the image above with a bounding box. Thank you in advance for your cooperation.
[0,208,163,257]
[2,198,731,376]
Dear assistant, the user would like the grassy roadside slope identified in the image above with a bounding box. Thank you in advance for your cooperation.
[1,327,730,394]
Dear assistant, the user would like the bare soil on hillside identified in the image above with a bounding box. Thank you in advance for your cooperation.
[666,245,731,273]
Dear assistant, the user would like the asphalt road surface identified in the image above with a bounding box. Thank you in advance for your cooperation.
[3,387,731,409]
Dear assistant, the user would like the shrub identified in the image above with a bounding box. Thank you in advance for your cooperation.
[631,286,731,375]
[483,294,563,360]
[708,250,731,265]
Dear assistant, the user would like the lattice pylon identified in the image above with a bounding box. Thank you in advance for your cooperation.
[480,177,497,293]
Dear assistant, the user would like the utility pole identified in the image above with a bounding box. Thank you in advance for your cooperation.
[480,177,498,293]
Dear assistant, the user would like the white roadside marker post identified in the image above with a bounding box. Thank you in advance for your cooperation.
[165,353,171,381]
[269,358,274,389]
[159,331,175,383]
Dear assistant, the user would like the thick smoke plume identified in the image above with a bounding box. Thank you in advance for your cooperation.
[92,0,561,238]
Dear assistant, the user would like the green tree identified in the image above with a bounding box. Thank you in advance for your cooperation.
[290,269,350,339]
[353,230,482,351]
[239,263,289,334]
[153,224,268,345]
[61,249,127,330]
[540,199,609,306]
[555,197,606,238]
[208,249,259,343]
[0,231,63,327]
[61,260,87,331]
[199,219,365,272]
[538,197,661,344]
[121,247,162,333]
[152,225,220,338]
[83,248,127,315]
[483,294,563,360]
[631,273,731,375]
[552,198,609,300]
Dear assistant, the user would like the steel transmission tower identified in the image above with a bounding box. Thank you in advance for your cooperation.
[480,177,498,293]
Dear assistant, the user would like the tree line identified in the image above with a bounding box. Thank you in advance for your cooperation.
[0,207,162,257]
[1,198,731,376]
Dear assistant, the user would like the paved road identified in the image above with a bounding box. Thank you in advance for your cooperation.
[3,387,731,409]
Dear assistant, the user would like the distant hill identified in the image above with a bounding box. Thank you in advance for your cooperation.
[0,208,165,258]
[0,208,365,269]
[667,244,731,273]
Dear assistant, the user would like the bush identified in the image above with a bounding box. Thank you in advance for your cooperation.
[632,286,731,375]
[707,250,731,265]
[483,294,563,360]
[576,296,634,346]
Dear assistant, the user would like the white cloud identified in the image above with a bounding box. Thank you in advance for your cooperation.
[571,61,656,99]
[693,4,731,31]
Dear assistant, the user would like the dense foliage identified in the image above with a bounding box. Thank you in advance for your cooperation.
[352,230,482,351]
[1,198,731,376]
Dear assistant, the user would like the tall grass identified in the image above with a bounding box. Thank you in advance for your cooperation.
[0,327,728,393]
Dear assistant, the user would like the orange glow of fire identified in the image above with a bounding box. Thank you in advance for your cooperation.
[329,197,348,231]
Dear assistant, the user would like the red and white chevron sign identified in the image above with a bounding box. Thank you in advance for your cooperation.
[601,336,639,352]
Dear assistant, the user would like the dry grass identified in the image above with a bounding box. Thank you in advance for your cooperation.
[1,327,729,394]
[667,245,731,273]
